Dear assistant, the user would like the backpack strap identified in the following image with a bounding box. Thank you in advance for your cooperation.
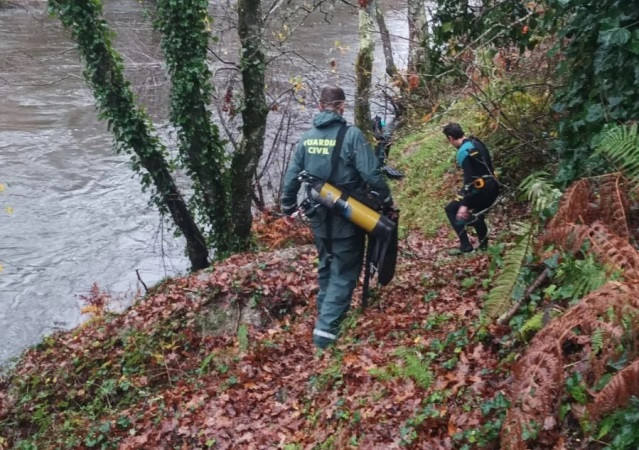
[329,124,350,183]
[456,140,475,166]
[326,123,349,265]
[471,137,497,177]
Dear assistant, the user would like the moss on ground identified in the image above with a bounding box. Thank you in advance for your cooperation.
[392,129,453,236]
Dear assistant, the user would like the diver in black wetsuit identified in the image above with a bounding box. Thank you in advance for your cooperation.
[443,123,499,253]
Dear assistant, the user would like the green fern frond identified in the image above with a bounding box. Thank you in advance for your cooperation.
[511,221,534,237]
[483,222,537,321]
[403,353,433,390]
[596,124,639,181]
[518,171,562,215]
[395,347,433,390]
[550,252,616,301]
[592,328,604,355]
[571,256,611,300]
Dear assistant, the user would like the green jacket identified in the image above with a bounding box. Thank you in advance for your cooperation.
[281,111,391,238]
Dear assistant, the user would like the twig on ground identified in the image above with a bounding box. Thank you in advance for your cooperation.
[497,266,550,324]
[235,299,242,333]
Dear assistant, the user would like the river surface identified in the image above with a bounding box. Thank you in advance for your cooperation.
[0,0,408,364]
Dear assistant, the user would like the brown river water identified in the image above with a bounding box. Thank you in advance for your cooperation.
[0,0,408,364]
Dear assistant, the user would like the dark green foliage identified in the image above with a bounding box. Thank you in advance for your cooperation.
[421,3,556,184]
[565,371,589,405]
[597,396,639,449]
[543,0,639,182]
[429,0,639,185]
[543,251,613,303]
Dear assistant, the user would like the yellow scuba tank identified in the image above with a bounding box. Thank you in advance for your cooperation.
[303,174,394,241]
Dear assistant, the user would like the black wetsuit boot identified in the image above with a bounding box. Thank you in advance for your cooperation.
[473,216,489,250]
[445,200,474,252]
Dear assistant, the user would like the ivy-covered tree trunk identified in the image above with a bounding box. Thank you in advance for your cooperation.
[375,2,397,78]
[407,0,429,75]
[231,0,268,248]
[156,0,232,254]
[355,0,375,132]
[48,0,209,270]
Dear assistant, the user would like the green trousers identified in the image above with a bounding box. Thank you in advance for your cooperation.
[312,231,365,349]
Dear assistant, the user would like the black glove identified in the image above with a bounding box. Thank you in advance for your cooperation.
[383,195,394,210]
[387,205,400,222]
[281,202,297,216]
[382,197,399,221]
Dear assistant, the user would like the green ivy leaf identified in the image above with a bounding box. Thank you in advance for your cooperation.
[566,372,588,405]
[599,28,632,46]
[441,22,453,34]
[585,104,605,123]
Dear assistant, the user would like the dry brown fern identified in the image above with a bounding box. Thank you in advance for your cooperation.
[584,223,639,282]
[252,210,313,250]
[597,173,630,238]
[501,282,639,447]
[501,174,639,447]
[501,345,564,448]
[531,286,628,382]
[543,174,638,279]
[548,178,592,229]
[514,347,564,416]
[542,222,639,281]
[500,409,527,450]
[547,174,629,234]
[540,223,590,253]
[534,282,638,342]
[589,359,639,420]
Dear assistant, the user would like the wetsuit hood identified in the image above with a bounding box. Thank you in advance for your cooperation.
[313,110,346,128]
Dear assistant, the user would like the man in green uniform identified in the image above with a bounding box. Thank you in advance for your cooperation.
[281,86,392,349]
[443,123,499,253]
